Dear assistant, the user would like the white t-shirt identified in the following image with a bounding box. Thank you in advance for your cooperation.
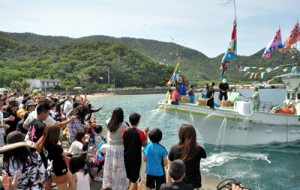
[75,172,90,190]
[24,110,56,126]
[63,101,73,116]
[68,141,86,156]
[0,111,5,134]
[0,111,5,146]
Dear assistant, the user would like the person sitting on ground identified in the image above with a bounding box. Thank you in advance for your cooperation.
[143,128,168,190]
[159,159,193,190]
[123,112,149,190]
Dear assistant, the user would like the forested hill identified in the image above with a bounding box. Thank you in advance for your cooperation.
[1,31,299,90]
[0,32,172,89]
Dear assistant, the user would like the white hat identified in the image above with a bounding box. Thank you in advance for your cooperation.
[222,79,227,83]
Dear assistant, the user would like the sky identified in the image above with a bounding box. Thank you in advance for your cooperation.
[0,0,299,58]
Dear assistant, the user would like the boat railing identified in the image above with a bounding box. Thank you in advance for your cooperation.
[258,101,273,113]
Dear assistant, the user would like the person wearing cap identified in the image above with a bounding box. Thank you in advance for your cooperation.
[0,131,46,190]
[160,159,193,190]
[219,78,229,101]
[3,99,21,141]
[122,112,149,190]
[250,87,260,111]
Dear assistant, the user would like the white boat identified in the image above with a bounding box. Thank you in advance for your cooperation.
[157,75,300,146]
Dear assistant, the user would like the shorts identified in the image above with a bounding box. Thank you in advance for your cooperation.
[125,162,141,183]
[146,174,166,190]
[51,170,72,185]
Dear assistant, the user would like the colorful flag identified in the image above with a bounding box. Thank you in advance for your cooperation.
[166,58,180,86]
[262,27,283,59]
[284,21,299,48]
[222,19,237,62]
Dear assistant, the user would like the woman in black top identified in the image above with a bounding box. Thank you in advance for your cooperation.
[37,125,74,190]
[167,124,207,189]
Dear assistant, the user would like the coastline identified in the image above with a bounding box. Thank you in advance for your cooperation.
[87,93,116,99]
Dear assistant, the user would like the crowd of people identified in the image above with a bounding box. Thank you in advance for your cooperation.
[0,90,211,190]
[0,86,254,190]
[0,91,104,189]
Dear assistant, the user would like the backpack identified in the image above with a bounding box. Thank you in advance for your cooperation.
[93,138,105,163]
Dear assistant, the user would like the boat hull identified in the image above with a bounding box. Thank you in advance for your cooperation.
[157,101,300,146]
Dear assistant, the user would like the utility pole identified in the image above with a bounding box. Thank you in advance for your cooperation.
[108,68,110,85]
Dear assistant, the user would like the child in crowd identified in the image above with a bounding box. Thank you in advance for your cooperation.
[160,159,193,190]
[92,125,106,182]
[68,131,89,158]
[94,125,106,148]
[143,128,168,190]
[123,112,149,190]
[70,155,91,190]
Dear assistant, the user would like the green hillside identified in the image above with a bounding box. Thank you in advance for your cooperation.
[0,32,173,90]
[1,31,299,90]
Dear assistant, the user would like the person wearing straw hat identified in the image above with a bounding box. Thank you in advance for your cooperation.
[0,131,46,190]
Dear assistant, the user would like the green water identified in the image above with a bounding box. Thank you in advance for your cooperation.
[89,92,300,190]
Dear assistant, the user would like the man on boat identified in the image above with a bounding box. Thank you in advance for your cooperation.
[219,78,229,101]
[250,87,260,111]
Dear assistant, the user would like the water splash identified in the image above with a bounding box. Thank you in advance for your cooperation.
[202,151,271,169]
[216,117,227,148]
[189,111,194,123]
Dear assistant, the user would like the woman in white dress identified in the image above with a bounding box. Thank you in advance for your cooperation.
[102,107,129,190]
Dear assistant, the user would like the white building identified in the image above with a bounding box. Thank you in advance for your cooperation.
[26,79,60,91]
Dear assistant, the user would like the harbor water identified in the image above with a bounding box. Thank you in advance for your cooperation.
[89,89,300,190]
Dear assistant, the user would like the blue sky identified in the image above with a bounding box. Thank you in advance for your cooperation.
[0,0,299,58]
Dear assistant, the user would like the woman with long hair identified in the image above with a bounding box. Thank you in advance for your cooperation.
[36,125,74,190]
[167,124,207,189]
[102,107,129,190]
[66,104,89,142]
[1,131,46,190]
